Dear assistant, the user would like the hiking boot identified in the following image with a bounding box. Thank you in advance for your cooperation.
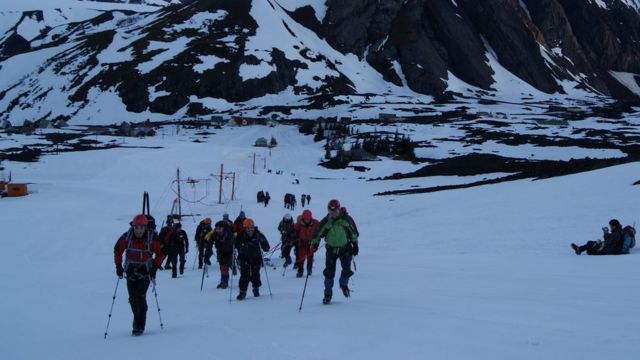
[571,243,581,255]
[252,287,260,297]
[198,265,203,269]
[172,273,177,278]
[296,269,303,278]
[283,257,292,268]
[132,329,143,336]
[236,291,247,300]
[340,285,350,298]
[216,282,224,289]
[220,283,228,289]
[322,295,331,305]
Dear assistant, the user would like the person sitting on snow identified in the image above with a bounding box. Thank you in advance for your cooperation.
[571,219,628,255]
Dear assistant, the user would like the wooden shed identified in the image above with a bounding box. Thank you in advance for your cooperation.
[6,183,28,197]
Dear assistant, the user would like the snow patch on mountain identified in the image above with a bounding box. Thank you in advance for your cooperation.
[193,55,228,74]
[136,37,191,74]
[609,70,640,96]
[276,0,327,22]
[592,0,640,11]
[168,10,227,35]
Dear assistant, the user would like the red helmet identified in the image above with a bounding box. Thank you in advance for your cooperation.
[203,217,212,225]
[302,209,312,221]
[327,199,340,211]
[132,214,148,226]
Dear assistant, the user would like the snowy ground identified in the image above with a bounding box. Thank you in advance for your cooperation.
[1,124,639,359]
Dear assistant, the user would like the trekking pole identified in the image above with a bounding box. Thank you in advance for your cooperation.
[151,278,164,329]
[200,262,207,291]
[103,277,120,339]
[258,244,273,298]
[191,250,197,271]
[229,248,236,303]
[298,272,310,312]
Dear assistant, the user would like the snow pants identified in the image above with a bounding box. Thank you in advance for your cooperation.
[168,247,186,276]
[296,243,314,275]
[127,277,150,331]
[238,256,262,291]
[217,249,233,278]
[323,247,353,297]
[576,240,613,255]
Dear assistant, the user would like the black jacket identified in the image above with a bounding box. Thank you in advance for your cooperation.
[212,228,235,253]
[278,219,296,244]
[602,229,624,255]
[237,227,270,259]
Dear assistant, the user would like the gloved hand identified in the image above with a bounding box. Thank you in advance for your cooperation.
[351,242,359,256]
[311,244,318,253]
[149,264,158,279]
[116,264,124,279]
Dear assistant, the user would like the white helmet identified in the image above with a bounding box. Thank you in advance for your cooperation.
[284,213,292,220]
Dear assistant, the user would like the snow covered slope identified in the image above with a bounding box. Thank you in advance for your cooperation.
[1,123,639,359]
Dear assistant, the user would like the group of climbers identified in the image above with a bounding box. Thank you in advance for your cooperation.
[113,197,363,336]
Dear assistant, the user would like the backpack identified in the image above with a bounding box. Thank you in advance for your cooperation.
[622,225,636,253]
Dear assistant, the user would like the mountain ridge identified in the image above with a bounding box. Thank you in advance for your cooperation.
[0,0,639,124]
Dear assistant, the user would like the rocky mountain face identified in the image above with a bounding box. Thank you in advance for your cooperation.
[0,0,639,123]
[322,0,640,98]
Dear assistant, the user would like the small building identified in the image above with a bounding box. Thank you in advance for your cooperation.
[5,183,28,197]
[254,137,268,147]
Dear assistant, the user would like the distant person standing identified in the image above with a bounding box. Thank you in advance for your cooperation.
[306,194,311,205]
[301,193,306,207]
[311,199,358,305]
[264,192,271,207]
[114,214,163,336]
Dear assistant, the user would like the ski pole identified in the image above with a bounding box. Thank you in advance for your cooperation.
[298,272,310,312]
[353,258,357,272]
[151,278,164,329]
[103,277,120,339]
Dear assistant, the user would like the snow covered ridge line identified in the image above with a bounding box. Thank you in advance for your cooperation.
[1,0,640,124]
